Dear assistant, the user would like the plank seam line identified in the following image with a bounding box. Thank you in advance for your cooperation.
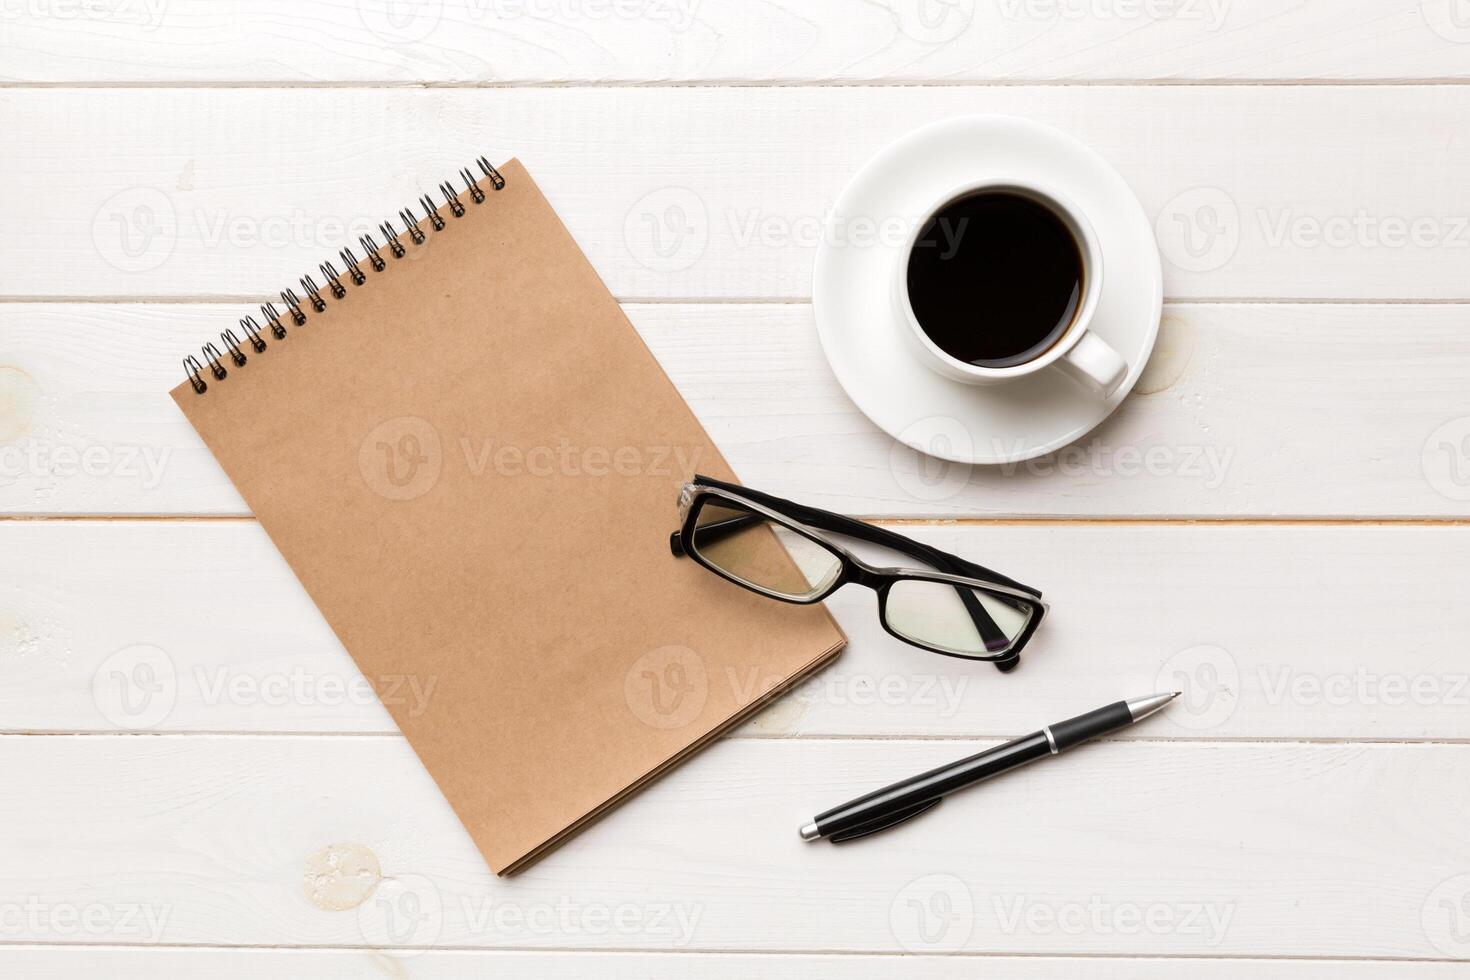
[0,940,1459,962]
[6,296,1470,306]
[2,516,1467,526]
[4,79,1470,90]
[0,732,1466,746]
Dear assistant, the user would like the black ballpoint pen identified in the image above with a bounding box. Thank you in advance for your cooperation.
[799,692,1180,843]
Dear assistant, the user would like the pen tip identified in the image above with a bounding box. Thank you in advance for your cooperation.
[799,821,820,842]
[1125,691,1180,721]
[1171,690,1182,698]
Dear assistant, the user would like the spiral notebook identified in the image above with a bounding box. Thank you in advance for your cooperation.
[170,157,845,874]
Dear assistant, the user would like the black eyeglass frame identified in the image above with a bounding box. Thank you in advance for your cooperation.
[669,475,1047,672]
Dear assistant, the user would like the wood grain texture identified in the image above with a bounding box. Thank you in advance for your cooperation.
[5,87,1470,301]
[3,302,1468,517]
[2,0,1464,84]
[4,7,1468,973]
[0,734,1463,958]
[0,947,1465,978]
[5,519,1468,740]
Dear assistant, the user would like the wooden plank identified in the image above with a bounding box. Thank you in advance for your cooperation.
[0,947,1462,978]
[3,302,1469,517]
[0,734,1462,958]
[1,0,1461,84]
[5,519,1469,740]
[5,86,1470,300]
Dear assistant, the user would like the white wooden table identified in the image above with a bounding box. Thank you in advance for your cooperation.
[3,2,1470,975]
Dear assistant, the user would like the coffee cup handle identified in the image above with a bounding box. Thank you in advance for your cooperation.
[1058,330,1128,397]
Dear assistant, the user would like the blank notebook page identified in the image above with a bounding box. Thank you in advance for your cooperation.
[170,159,845,874]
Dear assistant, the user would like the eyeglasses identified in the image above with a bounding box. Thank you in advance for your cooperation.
[669,475,1047,672]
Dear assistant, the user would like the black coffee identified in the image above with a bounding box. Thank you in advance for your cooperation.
[906,191,1083,368]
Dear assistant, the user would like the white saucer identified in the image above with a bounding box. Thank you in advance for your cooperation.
[813,116,1163,464]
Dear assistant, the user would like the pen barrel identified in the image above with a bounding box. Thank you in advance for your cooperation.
[1048,699,1134,752]
[812,732,1051,839]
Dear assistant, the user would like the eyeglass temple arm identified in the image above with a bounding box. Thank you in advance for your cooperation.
[683,476,1042,597]
[669,514,753,555]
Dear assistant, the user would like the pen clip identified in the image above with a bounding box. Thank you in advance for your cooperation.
[828,797,941,843]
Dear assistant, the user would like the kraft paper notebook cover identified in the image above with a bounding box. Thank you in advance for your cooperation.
[169,158,846,874]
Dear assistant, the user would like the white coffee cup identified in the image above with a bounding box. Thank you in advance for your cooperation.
[895,179,1128,396]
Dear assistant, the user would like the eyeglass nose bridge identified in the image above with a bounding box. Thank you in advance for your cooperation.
[843,556,890,591]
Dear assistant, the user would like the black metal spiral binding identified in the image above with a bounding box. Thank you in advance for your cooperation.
[183,355,208,394]
[478,156,505,190]
[299,275,327,313]
[378,220,407,259]
[220,329,249,367]
[460,168,485,205]
[260,303,287,340]
[239,316,268,352]
[319,261,348,298]
[399,206,428,244]
[358,234,387,272]
[440,181,466,218]
[280,288,307,326]
[418,195,447,232]
[338,248,367,286]
[200,342,229,381]
[180,156,505,394]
